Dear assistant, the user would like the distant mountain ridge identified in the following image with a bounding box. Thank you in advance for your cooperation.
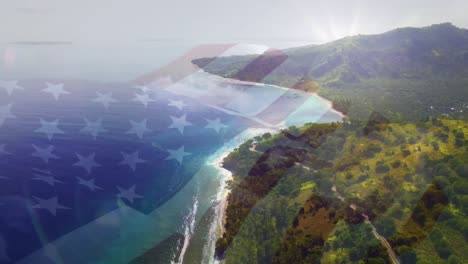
[193,23,468,121]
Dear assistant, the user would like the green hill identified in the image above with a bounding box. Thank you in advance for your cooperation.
[193,23,468,121]
[216,117,468,263]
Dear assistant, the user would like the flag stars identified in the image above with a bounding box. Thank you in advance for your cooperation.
[32,174,63,186]
[34,119,64,140]
[0,103,15,127]
[73,153,101,174]
[92,92,118,110]
[0,80,24,96]
[76,177,102,192]
[205,118,228,133]
[33,168,52,175]
[32,145,59,163]
[32,196,70,216]
[119,151,146,172]
[116,185,143,204]
[166,146,191,164]
[133,93,155,108]
[42,83,70,101]
[168,114,192,134]
[134,85,152,93]
[0,144,11,155]
[126,119,151,139]
[80,118,107,139]
[168,99,187,111]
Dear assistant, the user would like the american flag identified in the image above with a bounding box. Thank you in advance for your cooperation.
[0,44,339,263]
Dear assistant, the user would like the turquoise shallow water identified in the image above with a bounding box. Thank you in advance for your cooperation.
[1,43,343,264]
[178,106,342,264]
[165,76,343,264]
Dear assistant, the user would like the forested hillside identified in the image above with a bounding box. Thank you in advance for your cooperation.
[194,23,468,121]
[216,117,468,263]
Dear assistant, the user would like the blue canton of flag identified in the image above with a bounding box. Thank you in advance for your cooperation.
[0,77,253,263]
[0,44,340,263]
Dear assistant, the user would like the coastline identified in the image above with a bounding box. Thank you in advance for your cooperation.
[204,128,277,263]
[207,145,233,237]
[213,153,233,237]
[192,69,346,262]
[198,68,347,120]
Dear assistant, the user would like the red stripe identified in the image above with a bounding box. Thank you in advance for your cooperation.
[134,44,236,85]
[233,48,288,82]
[255,89,310,125]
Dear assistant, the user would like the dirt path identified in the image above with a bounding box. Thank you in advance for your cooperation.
[246,147,400,263]
[332,185,401,264]
[362,214,400,264]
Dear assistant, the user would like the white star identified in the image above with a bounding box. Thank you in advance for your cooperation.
[32,174,63,186]
[92,92,118,110]
[80,118,107,139]
[0,144,11,155]
[134,85,152,93]
[33,168,51,175]
[34,119,64,140]
[76,177,103,191]
[119,151,146,172]
[126,119,151,139]
[205,118,228,133]
[168,114,192,134]
[0,80,24,96]
[42,82,70,100]
[31,145,59,163]
[32,196,70,216]
[166,146,191,164]
[116,185,143,204]
[73,153,101,174]
[168,99,187,110]
[0,103,15,127]
[133,93,155,107]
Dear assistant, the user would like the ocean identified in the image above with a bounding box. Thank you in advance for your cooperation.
[0,42,342,264]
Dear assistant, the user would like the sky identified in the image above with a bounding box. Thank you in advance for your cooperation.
[1,0,468,81]
[1,0,468,45]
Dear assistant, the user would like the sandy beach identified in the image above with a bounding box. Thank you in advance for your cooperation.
[210,148,234,237]
[202,127,278,264]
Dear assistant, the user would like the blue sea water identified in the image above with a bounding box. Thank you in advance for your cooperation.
[0,42,342,264]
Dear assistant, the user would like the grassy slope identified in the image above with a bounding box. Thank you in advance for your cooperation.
[198,22,468,263]
[218,118,468,263]
[194,23,468,121]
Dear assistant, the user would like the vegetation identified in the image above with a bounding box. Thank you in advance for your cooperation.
[215,117,468,263]
[194,22,468,264]
[193,23,468,121]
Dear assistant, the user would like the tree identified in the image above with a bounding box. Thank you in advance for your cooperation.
[263,133,272,140]
[398,245,417,263]
[448,255,461,264]
[376,161,390,174]
[375,218,396,237]
[215,238,229,258]
[366,257,386,264]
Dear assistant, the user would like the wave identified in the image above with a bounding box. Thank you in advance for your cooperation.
[172,188,200,264]
[201,128,277,264]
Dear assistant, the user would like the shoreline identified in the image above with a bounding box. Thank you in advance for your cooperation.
[204,128,277,263]
[210,148,233,237]
[199,68,347,120]
[193,69,346,262]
